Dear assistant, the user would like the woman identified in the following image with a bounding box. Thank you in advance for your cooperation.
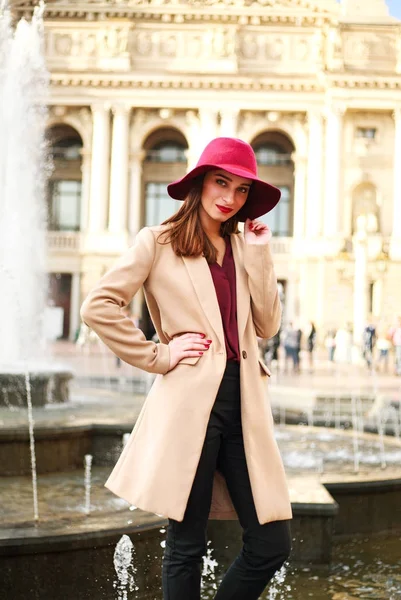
[81,137,292,599]
[306,321,317,373]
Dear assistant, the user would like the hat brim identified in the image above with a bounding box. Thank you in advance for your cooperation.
[167,164,281,223]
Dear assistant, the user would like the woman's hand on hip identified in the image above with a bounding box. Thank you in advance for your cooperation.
[168,333,211,371]
[244,218,272,245]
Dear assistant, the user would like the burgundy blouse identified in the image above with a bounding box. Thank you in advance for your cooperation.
[209,237,240,363]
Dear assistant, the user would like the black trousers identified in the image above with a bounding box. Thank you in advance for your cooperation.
[162,361,291,600]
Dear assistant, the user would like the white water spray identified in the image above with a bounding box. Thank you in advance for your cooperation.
[113,535,138,600]
[25,371,39,521]
[84,454,93,515]
[0,0,49,368]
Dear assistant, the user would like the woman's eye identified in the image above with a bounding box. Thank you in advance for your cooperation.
[238,187,248,194]
[216,178,226,186]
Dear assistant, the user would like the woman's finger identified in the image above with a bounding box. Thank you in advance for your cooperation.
[178,332,205,340]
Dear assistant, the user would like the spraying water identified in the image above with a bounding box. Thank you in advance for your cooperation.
[25,371,39,521]
[0,0,49,369]
[84,454,93,515]
[113,535,138,599]
[0,0,50,521]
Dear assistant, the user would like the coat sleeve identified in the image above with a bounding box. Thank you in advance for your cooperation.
[243,242,282,340]
[80,227,170,375]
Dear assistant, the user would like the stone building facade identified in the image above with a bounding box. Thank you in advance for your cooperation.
[14,0,401,342]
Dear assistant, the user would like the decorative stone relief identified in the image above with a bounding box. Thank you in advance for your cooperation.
[239,33,259,59]
[265,36,285,60]
[343,32,397,68]
[131,27,236,63]
[54,34,73,56]
[47,27,131,61]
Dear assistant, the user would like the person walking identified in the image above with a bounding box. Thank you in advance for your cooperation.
[81,137,292,600]
[325,329,336,363]
[283,322,300,373]
[389,317,401,376]
[306,321,317,373]
[362,322,376,370]
[376,330,391,374]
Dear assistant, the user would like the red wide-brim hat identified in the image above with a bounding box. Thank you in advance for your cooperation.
[167,137,281,222]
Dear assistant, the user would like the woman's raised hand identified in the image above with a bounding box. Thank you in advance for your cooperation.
[244,218,272,245]
[168,333,212,371]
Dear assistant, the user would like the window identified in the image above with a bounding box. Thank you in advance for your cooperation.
[259,186,291,236]
[356,127,377,140]
[51,138,82,161]
[47,180,81,231]
[145,182,181,227]
[254,144,292,166]
[145,142,186,163]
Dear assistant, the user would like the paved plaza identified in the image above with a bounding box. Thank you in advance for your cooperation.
[53,339,401,399]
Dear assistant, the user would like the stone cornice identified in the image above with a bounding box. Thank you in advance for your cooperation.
[49,73,401,92]
[12,0,338,24]
[50,74,324,92]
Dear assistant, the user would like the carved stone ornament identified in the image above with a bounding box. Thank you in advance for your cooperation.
[13,0,339,21]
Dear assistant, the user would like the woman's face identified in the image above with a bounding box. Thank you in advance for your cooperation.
[199,169,252,224]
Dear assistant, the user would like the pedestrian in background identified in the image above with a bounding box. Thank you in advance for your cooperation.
[283,322,301,373]
[388,317,401,376]
[306,321,317,373]
[376,330,391,373]
[325,329,336,363]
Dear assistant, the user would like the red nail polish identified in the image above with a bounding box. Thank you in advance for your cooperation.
[207,339,212,343]
[199,352,204,355]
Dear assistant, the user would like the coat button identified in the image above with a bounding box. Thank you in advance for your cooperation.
[242,350,247,359]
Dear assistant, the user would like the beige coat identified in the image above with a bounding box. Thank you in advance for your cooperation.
[80,226,292,524]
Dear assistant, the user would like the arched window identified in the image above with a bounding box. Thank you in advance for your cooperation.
[46,125,83,232]
[251,132,295,237]
[142,130,188,229]
[145,141,186,163]
[254,143,292,166]
[352,184,380,234]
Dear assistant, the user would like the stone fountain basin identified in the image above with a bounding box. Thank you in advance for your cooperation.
[0,370,72,407]
[1,419,401,540]
[2,417,401,599]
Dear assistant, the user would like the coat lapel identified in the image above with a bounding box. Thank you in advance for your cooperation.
[182,255,225,344]
[231,233,250,344]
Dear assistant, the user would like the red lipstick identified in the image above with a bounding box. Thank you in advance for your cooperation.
[216,204,233,214]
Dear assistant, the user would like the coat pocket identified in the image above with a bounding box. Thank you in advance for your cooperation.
[258,358,271,377]
[179,355,201,366]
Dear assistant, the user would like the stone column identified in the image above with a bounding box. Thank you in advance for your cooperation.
[293,153,307,238]
[186,109,218,168]
[108,105,130,235]
[392,108,401,238]
[88,104,111,233]
[306,110,324,238]
[323,105,344,237]
[79,149,91,232]
[128,149,145,320]
[219,109,238,138]
[353,222,369,345]
[199,108,219,145]
[128,150,145,237]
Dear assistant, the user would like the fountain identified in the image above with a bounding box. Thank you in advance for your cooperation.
[0,0,72,407]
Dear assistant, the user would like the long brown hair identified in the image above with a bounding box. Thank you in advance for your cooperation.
[158,176,240,263]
